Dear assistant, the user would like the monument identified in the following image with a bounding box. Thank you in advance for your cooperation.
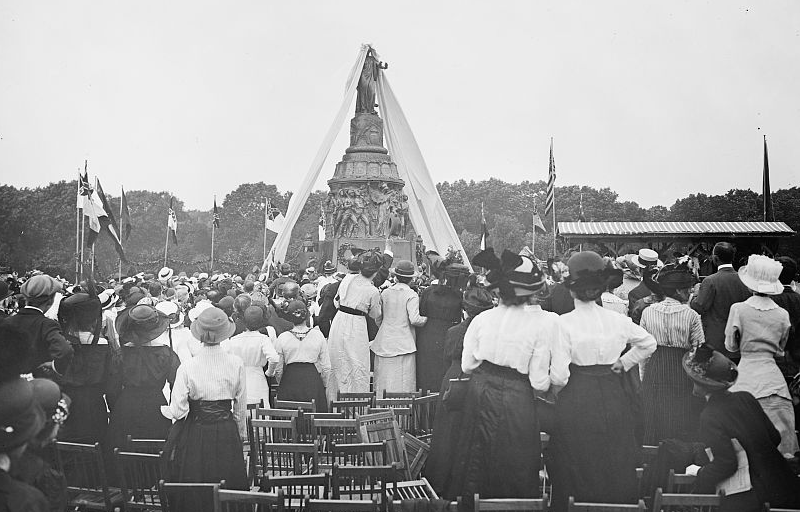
[322,49,417,267]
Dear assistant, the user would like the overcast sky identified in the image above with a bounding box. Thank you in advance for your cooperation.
[1,1,799,211]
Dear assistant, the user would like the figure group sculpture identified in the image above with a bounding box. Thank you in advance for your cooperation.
[328,181,408,239]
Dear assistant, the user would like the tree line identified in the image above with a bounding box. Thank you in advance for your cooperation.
[0,179,798,279]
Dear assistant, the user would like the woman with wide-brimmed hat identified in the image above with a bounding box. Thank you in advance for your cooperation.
[639,262,706,445]
[163,307,247,510]
[426,276,494,499]
[56,292,116,444]
[549,251,656,511]
[724,254,798,456]
[106,305,180,464]
[446,249,557,501]
[274,300,333,410]
[684,344,800,511]
[370,260,427,396]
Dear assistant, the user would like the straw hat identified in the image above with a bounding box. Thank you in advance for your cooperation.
[155,301,185,329]
[631,248,662,269]
[738,254,783,295]
[190,307,235,345]
[390,260,418,278]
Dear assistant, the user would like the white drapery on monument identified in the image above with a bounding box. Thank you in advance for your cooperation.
[262,44,469,271]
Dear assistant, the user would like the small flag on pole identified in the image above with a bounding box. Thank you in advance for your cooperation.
[533,204,547,233]
[121,187,132,241]
[545,139,556,217]
[91,178,126,260]
[213,199,221,228]
[479,202,489,250]
[265,198,285,233]
[168,197,178,245]
[77,170,91,210]
[318,206,326,241]
[79,171,101,236]
[578,192,587,222]
[763,136,775,222]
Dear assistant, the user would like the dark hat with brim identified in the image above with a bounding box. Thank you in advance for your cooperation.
[564,251,622,291]
[390,260,418,278]
[654,267,697,290]
[682,344,738,392]
[0,378,47,451]
[116,304,170,345]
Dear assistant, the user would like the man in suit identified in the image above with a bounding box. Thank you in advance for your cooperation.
[684,345,800,511]
[627,248,660,317]
[3,274,73,377]
[690,242,750,358]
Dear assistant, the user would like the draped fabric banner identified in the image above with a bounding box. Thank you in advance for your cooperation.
[375,61,471,269]
[263,45,470,271]
[262,45,369,270]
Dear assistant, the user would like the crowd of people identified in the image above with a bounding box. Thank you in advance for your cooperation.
[1,241,800,511]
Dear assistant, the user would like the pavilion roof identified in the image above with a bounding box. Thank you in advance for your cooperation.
[558,221,796,238]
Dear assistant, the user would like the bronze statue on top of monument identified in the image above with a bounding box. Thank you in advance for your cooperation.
[356,48,388,115]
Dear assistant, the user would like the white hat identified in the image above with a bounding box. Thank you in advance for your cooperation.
[155,300,185,328]
[738,254,783,295]
[188,301,213,322]
[632,249,662,269]
[158,267,174,282]
[198,272,209,281]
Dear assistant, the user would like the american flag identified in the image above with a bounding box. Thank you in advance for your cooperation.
[545,138,556,217]
[213,198,220,229]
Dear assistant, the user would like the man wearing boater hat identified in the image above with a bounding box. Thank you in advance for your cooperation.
[627,248,661,317]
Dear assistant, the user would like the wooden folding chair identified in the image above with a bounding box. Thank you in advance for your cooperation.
[411,393,439,440]
[332,442,387,467]
[473,492,548,511]
[114,448,164,511]
[332,399,373,419]
[159,480,223,512]
[331,463,398,512]
[214,488,284,512]
[249,418,299,484]
[666,469,696,493]
[247,400,265,419]
[314,418,360,467]
[651,488,722,512]
[357,411,408,478]
[367,407,413,434]
[256,408,303,420]
[261,441,320,476]
[567,497,646,511]
[305,498,380,512]
[297,411,345,443]
[394,477,440,500]
[125,435,167,454]
[382,391,421,399]
[401,433,429,479]
[338,391,376,402]
[262,473,329,511]
[55,441,124,512]
[274,399,317,412]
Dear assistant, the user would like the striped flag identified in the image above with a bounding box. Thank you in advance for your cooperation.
[213,198,221,229]
[91,178,126,261]
[545,138,556,216]
[479,202,489,250]
[121,187,132,241]
[168,197,178,245]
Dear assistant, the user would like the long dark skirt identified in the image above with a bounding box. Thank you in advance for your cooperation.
[424,360,463,497]
[642,346,703,445]
[448,362,541,501]
[163,400,248,512]
[59,386,108,444]
[549,365,638,512]
[277,362,328,412]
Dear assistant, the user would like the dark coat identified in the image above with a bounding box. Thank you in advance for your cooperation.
[694,391,800,509]
[627,282,652,316]
[772,287,800,362]
[689,267,750,356]
[314,281,341,338]
[3,307,74,375]
[0,470,49,512]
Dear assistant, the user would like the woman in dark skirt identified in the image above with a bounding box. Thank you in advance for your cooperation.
[639,264,705,444]
[164,307,248,512]
[107,305,180,462]
[57,292,115,444]
[447,249,558,502]
[425,280,494,499]
[549,251,657,512]
[416,260,469,393]
[274,301,332,411]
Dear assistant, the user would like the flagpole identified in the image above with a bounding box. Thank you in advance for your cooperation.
[164,201,170,268]
[211,196,216,272]
[90,176,98,281]
[118,186,123,280]
[532,198,536,259]
[76,174,82,282]
[79,160,88,283]
[551,139,557,258]
[263,197,268,263]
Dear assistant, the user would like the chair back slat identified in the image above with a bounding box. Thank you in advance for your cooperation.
[262,473,329,510]
[332,464,397,511]
[160,480,222,512]
[651,488,722,512]
[256,408,302,420]
[666,469,697,494]
[56,441,121,511]
[260,441,319,476]
[125,435,167,454]
[314,418,360,466]
[394,477,439,500]
[382,391,421,399]
[332,399,373,419]
[115,449,163,510]
[306,498,379,512]
[474,492,549,511]
[215,488,284,512]
[567,497,646,512]
[367,406,413,433]
[274,399,316,412]
[332,442,387,467]
[411,393,438,438]
[337,392,376,403]
[357,411,408,476]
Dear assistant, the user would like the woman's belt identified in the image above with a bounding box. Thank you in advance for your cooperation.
[476,361,528,381]
[338,305,366,317]
[188,399,233,422]
[569,363,613,376]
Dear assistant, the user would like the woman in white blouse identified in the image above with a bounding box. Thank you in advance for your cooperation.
[222,306,279,406]
[164,307,248,511]
[549,251,656,512]
[274,300,333,411]
[448,249,557,501]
